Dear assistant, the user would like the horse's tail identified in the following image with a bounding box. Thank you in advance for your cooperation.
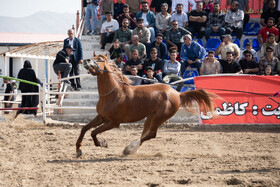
[180,89,218,115]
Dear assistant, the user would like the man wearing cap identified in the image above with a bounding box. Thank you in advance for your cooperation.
[53,45,73,84]
[215,34,240,60]
[239,50,259,74]
[63,29,83,90]
[180,34,206,74]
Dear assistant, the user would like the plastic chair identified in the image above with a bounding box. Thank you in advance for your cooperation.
[233,38,240,48]
[182,69,199,84]
[193,38,203,47]
[244,22,261,36]
[205,38,221,52]
[180,86,195,92]
[243,38,259,51]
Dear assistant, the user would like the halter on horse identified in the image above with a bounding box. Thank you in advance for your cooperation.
[76,55,218,157]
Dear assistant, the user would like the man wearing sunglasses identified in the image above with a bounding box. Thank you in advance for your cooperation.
[239,50,259,74]
[259,46,280,75]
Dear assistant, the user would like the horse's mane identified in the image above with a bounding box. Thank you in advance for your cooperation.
[97,55,131,84]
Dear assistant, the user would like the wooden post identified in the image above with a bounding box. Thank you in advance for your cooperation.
[76,10,80,33]
[57,71,62,114]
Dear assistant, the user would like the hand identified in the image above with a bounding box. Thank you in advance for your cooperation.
[124,13,130,18]
[137,64,143,70]
[244,69,250,74]
[219,42,225,47]
[65,59,69,64]
[79,60,83,64]
[212,26,218,32]
[187,59,194,64]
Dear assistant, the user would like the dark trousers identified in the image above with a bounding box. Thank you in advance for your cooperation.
[180,60,202,75]
[243,13,250,30]
[226,26,243,40]
[18,90,36,115]
[101,32,115,48]
[70,55,81,89]
[188,26,205,39]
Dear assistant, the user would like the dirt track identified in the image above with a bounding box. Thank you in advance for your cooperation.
[0,114,280,186]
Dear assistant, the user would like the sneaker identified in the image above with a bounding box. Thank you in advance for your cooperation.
[85,30,92,35]
[101,46,105,50]
[64,80,71,84]
[76,88,81,91]
[95,30,100,35]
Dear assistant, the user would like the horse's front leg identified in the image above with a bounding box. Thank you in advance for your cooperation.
[76,115,104,157]
[91,121,120,147]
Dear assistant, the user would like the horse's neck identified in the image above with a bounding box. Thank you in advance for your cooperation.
[97,65,118,96]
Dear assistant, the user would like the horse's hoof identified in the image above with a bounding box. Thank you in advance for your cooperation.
[100,140,108,148]
[123,140,140,155]
[76,150,82,158]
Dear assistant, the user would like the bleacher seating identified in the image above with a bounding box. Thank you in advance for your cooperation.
[206,38,221,52]
[243,38,260,51]
[193,38,203,47]
[233,38,241,48]
[244,22,261,36]
[180,69,199,91]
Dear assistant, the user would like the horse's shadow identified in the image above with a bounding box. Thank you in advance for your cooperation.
[47,157,133,164]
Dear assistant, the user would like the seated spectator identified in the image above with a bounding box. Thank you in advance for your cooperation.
[165,20,191,51]
[142,66,158,84]
[171,3,188,28]
[188,1,207,39]
[114,0,124,19]
[129,66,143,85]
[85,0,99,35]
[259,46,280,75]
[200,50,221,75]
[258,17,279,45]
[264,65,274,75]
[163,49,184,92]
[117,4,137,29]
[114,53,126,73]
[155,3,171,35]
[239,50,260,74]
[125,49,144,75]
[129,35,146,59]
[125,0,142,14]
[136,1,156,42]
[203,0,214,15]
[113,18,132,56]
[261,0,280,27]
[205,2,226,41]
[260,33,277,57]
[150,0,171,14]
[53,45,73,82]
[143,48,164,82]
[171,0,196,14]
[241,42,257,61]
[99,0,114,32]
[3,78,14,114]
[180,34,206,74]
[219,51,242,74]
[225,1,244,40]
[215,34,240,61]
[109,39,122,60]
[227,0,250,30]
[100,11,119,49]
[147,33,168,61]
[132,18,151,46]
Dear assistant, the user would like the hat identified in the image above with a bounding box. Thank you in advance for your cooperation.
[222,34,232,40]
[65,44,75,51]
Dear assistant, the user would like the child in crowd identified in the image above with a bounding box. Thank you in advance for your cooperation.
[264,65,273,75]
[142,66,158,84]
[241,43,257,61]
[129,66,142,86]
[114,53,126,73]
[109,39,122,59]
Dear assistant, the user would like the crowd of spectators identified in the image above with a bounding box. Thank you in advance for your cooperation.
[83,0,280,89]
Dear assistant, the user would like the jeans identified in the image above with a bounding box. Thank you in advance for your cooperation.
[98,15,106,32]
[85,4,99,32]
[53,63,72,79]
[180,59,202,75]
[163,74,184,92]
[205,27,226,40]
[69,55,81,89]
[148,27,155,43]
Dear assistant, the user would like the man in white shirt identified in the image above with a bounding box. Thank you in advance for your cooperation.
[100,11,119,49]
[171,3,188,28]
[171,0,196,13]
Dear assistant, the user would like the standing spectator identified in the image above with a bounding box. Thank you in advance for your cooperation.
[63,29,83,91]
[132,18,151,46]
[142,66,159,84]
[219,51,243,74]
[99,0,114,32]
[155,3,171,35]
[261,0,280,27]
[260,33,278,57]
[171,0,196,13]
[180,34,206,74]
[17,60,38,115]
[215,34,240,60]
[117,4,137,29]
[239,50,260,74]
[188,1,207,39]
[165,20,191,51]
[259,46,279,75]
[136,1,156,42]
[129,35,147,59]
[3,78,14,114]
[109,39,122,60]
[227,0,249,29]
[205,2,226,41]
[113,18,132,56]
[150,0,172,14]
[125,49,144,75]
[171,3,188,28]
[143,48,164,82]
[163,49,184,92]
[241,42,257,61]
[114,0,124,19]
[200,51,221,75]
[258,17,279,45]
[225,1,244,40]
[203,0,214,15]
[147,33,168,61]
[85,0,100,35]
[100,11,119,50]
[125,0,142,14]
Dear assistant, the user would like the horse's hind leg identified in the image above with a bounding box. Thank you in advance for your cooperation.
[91,121,120,147]
[76,115,104,157]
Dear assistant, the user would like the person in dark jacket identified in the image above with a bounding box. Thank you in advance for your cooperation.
[146,33,168,61]
[53,44,74,84]
[17,60,38,115]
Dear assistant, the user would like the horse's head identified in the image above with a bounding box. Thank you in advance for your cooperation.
[83,54,109,75]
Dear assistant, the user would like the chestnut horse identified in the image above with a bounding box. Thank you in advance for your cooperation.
[76,55,217,157]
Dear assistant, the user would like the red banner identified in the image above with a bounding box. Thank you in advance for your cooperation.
[194,75,280,124]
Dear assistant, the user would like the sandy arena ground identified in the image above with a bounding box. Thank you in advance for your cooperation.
[0,114,280,187]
